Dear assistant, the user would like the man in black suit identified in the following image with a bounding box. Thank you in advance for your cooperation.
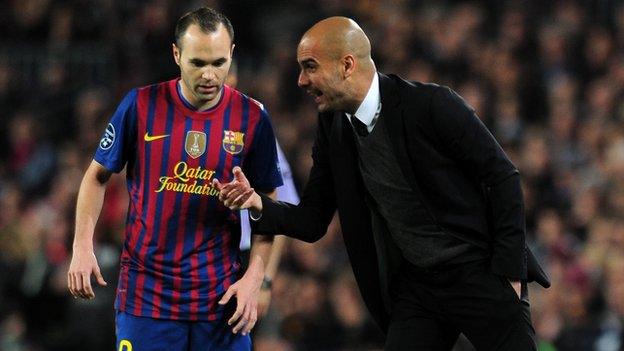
[215,17,550,350]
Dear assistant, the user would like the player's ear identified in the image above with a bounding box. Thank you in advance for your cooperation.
[230,43,235,58]
[172,43,181,66]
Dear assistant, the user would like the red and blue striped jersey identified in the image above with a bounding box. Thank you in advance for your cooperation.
[94,78,282,321]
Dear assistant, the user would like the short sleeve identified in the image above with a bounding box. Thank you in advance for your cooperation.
[94,89,138,173]
[243,108,283,191]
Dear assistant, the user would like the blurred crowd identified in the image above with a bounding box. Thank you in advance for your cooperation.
[1,0,624,350]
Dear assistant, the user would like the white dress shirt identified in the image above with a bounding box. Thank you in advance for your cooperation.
[347,72,381,133]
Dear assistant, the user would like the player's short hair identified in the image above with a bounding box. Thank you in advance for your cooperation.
[175,7,234,48]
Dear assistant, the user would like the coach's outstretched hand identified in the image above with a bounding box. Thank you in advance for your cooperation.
[213,167,263,212]
[68,249,108,299]
[218,254,264,335]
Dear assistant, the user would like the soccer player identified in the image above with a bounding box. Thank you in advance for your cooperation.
[67,7,282,351]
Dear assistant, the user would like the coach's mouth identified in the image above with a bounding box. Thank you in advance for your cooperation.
[307,89,323,103]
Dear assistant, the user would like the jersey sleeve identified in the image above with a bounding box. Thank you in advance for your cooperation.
[243,108,283,191]
[94,89,138,173]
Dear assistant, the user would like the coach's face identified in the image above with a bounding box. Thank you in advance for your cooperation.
[297,38,348,113]
[173,23,234,109]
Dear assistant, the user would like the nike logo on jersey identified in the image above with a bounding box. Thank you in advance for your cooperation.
[144,132,170,142]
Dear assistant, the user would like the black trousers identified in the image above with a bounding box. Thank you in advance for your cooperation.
[385,260,536,351]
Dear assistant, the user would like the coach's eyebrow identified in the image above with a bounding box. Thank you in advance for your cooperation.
[299,59,317,67]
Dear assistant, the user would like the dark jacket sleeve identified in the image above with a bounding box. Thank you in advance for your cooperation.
[252,115,337,243]
[430,86,527,280]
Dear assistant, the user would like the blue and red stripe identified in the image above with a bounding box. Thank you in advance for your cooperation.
[114,80,273,322]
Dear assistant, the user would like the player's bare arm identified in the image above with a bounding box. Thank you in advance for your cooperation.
[68,161,111,299]
[218,186,276,335]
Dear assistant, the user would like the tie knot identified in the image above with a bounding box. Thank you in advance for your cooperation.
[351,116,369,137]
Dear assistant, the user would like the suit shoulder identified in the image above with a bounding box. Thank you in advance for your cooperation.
[388,74,447,96]
[383,75,443,111]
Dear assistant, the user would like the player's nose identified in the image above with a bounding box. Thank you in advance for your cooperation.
[201,68,216,82]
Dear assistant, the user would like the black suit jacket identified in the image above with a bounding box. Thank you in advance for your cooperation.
[253,73,550,332]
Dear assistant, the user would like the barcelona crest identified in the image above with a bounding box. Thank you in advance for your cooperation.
[185,131,207,159]
[223,130,245,155]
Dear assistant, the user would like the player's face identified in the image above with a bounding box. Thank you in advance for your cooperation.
[173,23,234,109]
[297,39,347,113]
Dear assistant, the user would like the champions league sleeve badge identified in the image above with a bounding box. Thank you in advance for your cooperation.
[222,130,245,155]
[99,123,115,150]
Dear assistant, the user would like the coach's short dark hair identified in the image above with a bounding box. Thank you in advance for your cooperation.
[175,7,234,48]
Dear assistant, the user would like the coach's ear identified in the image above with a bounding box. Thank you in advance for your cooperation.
[172,43,181,66]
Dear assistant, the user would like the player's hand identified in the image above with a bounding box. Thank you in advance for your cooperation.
[218,259,264,335]
[67,248,107,299]
[508,279,521,299]
[213,167,261,211]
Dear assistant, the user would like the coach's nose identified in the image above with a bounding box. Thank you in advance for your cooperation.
[298,71,309,88]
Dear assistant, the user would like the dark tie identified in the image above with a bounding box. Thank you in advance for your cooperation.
[351,116,369,137]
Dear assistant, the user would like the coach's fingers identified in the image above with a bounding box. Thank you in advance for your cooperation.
[214,179,235,201]
[233,167,248,184]
[215,179,239,201]
[212,178,224,191]
[213,179,227,202]
[225,187,250,208]
[223,181,245,196]
[223,187,242,207]
[231,189,255,209]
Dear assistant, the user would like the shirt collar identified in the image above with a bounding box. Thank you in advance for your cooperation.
[350,73,380,127]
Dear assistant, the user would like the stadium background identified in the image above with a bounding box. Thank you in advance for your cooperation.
[1,0,624,350]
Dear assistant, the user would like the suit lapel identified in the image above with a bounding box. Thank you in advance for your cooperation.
[331,111,359,175]
[329,112,392,326]
[379,73,419,191]
[380,74,438,225]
